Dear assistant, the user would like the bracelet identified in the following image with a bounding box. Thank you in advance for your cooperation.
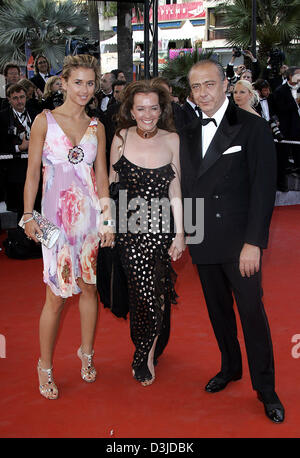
[23,216,34,224]
[103,219,115,226]
[23,212,33,215]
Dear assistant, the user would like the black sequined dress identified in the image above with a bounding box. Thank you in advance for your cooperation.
[113,155,177,374]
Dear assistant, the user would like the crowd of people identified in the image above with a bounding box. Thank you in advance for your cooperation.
[0,52,299,213]
[1,49,299,424]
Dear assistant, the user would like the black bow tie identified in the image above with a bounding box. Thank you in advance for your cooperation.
[15,111,26,121]
[201,117,217,127]
[260,98,267,102]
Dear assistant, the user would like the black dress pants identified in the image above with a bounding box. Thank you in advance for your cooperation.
[196,261,275,392]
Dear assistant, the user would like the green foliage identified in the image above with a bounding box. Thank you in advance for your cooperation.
[217,0,300,62]
[0,0,88,71]
[103,1,117,18]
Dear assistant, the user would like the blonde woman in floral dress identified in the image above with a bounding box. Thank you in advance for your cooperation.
[23,55,114,400]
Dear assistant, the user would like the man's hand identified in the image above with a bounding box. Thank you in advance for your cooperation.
[239,243,260,278]
[243,50,256,61]
[19,137,29,151]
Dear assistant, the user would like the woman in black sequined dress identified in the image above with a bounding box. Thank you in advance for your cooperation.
[109,81,185,386]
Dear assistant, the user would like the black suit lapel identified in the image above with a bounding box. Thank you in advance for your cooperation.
[184,117,203,172]
[197,102,243,178]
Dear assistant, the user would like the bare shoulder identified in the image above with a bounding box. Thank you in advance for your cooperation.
[160,130,179,150]
[159,129,179,142]
[31,111,48,133]
[96,119,105,133]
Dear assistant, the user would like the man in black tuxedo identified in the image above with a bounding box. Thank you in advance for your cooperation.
[104,79,127,170]
[96,72,116,113]
[252,79,276,120]
[253,79,287,190]
[30,55,51,92]
[181,91,200,126]
[272,67,300,177]
[180,60,284,423]
[0,84,39,218]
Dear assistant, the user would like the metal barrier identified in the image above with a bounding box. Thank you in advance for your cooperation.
[0,153,28,160]
[0,140,299,160]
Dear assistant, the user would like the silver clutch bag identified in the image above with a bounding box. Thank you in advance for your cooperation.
[19,210,60,249]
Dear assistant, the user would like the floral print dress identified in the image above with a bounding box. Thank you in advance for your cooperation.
[41,110,101,298]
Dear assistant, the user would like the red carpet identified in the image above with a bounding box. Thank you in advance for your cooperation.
[0,205,299,438]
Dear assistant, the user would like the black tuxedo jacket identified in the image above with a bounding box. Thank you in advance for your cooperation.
[95,91,113,112]
[30,73,47,92]
[181,101,199,127]
[179,101,276,264]
[272,83,300,140]
[0,106,38,182]
[255,95,276,120]
[0,106,38,154]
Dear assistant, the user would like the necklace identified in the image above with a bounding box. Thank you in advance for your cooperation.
[136,126,158,139]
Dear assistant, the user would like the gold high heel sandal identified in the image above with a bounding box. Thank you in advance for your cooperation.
[77,347,97,383]
[37,359,58,400]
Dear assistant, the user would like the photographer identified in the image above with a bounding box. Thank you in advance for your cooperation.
[272,67,300,190]
[0,84,39,218]
[262,49,287,91]
[226,48,261,84]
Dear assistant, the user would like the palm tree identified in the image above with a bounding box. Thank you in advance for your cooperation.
[217,0,300,62]
[117,2,134,81]
[0,0,88,71]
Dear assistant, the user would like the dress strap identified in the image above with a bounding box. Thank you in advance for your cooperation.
[118,128,128,159]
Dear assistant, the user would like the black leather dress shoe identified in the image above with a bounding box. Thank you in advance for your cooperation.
[257,391,285,423]
[205,372,242,393]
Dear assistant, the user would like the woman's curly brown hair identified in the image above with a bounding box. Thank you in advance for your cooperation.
[116,80,176,143]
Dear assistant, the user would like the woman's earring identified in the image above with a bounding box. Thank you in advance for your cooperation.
[131,114,135,120]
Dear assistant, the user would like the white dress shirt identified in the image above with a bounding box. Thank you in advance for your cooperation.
[288,83,300,116]
[202,97,229,157]
[13,108,31,153]
[260,98,270,121]
[186,98,200,117]
[39,72,49,82]
[101,92,113,112]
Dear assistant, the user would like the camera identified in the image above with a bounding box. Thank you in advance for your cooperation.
[268,48,285,77]
[65,38,100,59]
[52,91,64,108]
[7,126,22,145]
[233,46,242,58]
[8,125,30,147]
[269,115,284,142]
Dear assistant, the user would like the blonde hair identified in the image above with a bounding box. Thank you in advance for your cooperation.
[61,54,101,92]
[234,79,259,107]
[43,75,61,99]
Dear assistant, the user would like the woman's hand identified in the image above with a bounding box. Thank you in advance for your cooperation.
[168,233,186,262]
[99,224,115,248]
[24,218,43,243]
